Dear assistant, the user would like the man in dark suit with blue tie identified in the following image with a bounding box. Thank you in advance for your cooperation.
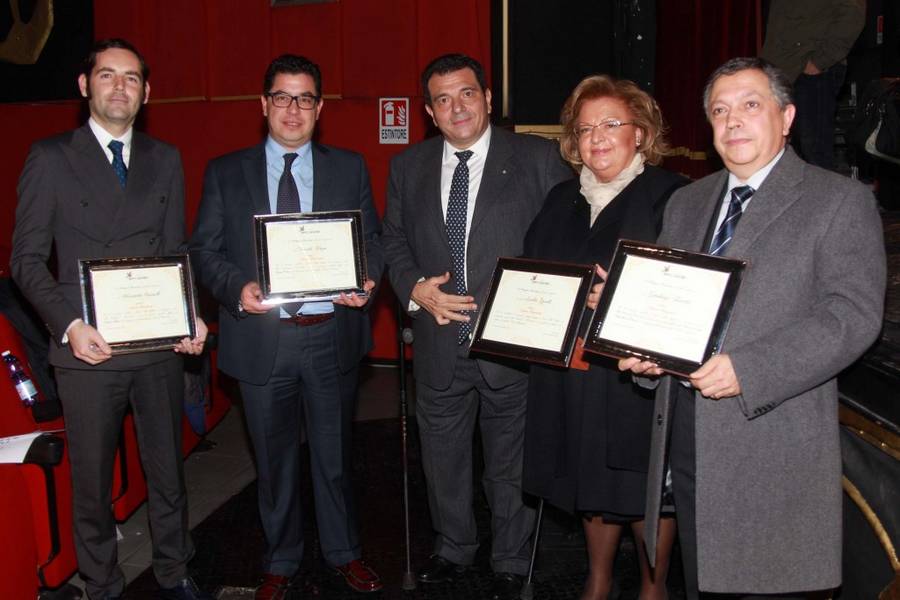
[189,55,383,600]
[382,54,572,600]
[11,39,209,600]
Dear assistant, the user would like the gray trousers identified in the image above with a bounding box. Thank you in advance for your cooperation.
[57,357,192,600]
[239,319,360,576]
[415,349,533,575]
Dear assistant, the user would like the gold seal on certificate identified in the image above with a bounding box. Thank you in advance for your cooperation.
[78,255,199,354]
[254,210,368,304]
[583,240,746,375]
[469,258,596,367]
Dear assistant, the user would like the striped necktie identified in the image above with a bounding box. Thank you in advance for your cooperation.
[709,185,754,256]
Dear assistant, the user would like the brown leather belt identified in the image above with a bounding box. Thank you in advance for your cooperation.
[280,313,334,326]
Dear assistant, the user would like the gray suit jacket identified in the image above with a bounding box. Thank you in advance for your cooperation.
[382,126,573,389]
[645,148,885,593]
[188,142,383,385]
[11,124,187,371]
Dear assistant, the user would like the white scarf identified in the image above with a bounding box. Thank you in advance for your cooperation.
[580,153,646,226]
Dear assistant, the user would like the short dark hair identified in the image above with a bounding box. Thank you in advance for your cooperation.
[421,53,488,104]
[703,57,793,116]
[263,54,322,97]
[82,38,149,81]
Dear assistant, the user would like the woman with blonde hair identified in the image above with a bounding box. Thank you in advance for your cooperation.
[523,74,687,599]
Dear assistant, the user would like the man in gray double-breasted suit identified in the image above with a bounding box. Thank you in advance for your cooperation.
[12,39,209,600]
[624,57,885,597]
[382,53,571,599]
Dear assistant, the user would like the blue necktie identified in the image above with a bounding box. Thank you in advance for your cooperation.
[709,185,754,256]
[447,150,473,344]
[276,153,301,214]
[108,140,127,189]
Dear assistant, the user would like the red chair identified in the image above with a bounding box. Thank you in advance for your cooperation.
[0,465,40,599]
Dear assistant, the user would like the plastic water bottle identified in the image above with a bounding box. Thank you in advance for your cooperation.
[3,350,40,407]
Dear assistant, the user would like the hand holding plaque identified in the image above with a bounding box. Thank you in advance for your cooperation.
[78,255,199,355]
[583,240,746,376]
[254,210,368,304]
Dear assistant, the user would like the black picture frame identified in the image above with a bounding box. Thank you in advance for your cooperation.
[469,257,595,367]
[583,240,746,376]
[78,255,198,355]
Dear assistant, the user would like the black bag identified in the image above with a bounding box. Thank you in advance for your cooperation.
[851,78,900,163]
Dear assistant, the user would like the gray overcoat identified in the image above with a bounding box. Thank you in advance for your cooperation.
[644,148,886,593]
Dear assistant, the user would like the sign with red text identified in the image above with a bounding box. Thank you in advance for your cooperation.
[379,98,409,144]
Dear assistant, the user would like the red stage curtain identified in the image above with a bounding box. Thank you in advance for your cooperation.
[656,0,761,179]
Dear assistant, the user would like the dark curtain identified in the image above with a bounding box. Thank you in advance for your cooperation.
[655,0,761,178]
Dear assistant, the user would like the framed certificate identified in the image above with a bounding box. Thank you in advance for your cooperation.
[583,240,746,376]
[469,258,596,367]
[78,255,198,354]
[254,210,367,304]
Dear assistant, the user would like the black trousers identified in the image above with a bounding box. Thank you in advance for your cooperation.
[415,346,533,575]
[238,318,361,576]
[57,357,192,600]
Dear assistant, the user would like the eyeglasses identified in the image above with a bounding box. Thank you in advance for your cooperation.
[266,92,320,110]
[574,119,635,138]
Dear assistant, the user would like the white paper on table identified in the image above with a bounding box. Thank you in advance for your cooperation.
[481,269,584,352]
[265,220,357,293]
[599,254,730,363]
[91,265,189,343]
[0,432,42,464]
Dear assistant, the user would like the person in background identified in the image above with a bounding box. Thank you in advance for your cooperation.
[761,0,865,170]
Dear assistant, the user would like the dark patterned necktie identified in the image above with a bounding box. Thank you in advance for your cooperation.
[447,150,473,344]
[276,153,300,214]
[108,140,127,188]
[709,185,754,256]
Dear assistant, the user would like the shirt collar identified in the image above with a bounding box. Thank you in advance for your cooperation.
[442,126,491,164]
[88,117,133,151]
[265,136,312,167]
[727,147,785,193]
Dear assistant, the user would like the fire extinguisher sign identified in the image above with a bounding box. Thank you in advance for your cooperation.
[379,97,409,144]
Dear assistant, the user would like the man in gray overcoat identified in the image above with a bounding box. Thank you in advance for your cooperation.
[621,57,886,597]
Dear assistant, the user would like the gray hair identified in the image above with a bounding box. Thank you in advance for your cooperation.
[702,57,793,116]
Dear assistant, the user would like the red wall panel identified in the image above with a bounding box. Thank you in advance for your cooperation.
[1,0,491,359]
[204,1,271,98]
[270,2,343,95]
[341,0,419,99]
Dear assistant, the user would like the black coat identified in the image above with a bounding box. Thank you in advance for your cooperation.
[522,165,687,516]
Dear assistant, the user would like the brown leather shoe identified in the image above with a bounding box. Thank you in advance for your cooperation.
[255,573,291,600]
[331,559,383,593]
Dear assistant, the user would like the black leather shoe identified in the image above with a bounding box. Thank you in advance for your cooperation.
[490,572,524,600]
[157,577,213,600]
[416,555,467,583]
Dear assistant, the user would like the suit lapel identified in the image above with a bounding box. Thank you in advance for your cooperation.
[62,125,124,240]
[470,127,513,236]
[689,171,729,253]
[727,149,804,258]
[422,138,450,250]
[242,144,271,215]
[311,143,332,211]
